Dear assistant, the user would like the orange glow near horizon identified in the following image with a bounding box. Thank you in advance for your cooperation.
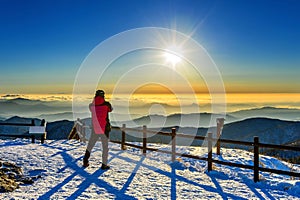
[1,92,300,112]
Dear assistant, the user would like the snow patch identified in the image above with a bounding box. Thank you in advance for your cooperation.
[0,139,299,199]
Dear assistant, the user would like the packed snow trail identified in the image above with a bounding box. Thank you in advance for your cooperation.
[0,139,299,199]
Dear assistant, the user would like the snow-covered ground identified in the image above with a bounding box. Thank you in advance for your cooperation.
[0,139,299,199]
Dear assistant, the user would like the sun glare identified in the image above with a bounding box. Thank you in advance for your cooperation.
[164,51,182,66]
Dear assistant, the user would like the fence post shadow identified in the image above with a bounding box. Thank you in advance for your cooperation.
[171,163,176,200]
[120,156,145,194]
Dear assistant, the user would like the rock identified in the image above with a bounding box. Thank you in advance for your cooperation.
[0,171,19,193]
[0,160,40,193]
[2,162,23,175]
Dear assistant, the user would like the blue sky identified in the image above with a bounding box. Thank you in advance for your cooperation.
[0,0,299,94]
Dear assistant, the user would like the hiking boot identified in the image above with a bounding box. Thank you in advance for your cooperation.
[101,164,110,170]
[83,149,90,168]
[83,160,89,168]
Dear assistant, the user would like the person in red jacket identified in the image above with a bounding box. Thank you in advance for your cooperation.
[83,90,113,169]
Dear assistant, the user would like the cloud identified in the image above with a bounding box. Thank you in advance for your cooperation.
[1,94,20,98]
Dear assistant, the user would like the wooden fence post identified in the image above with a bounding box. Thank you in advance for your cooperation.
[79,121,83,142]
[216,118,224,155]
[254,136,260,182]
[40,119,46,144]
[76,118,81,142]
[82,120,86,141]
[207,132,213,172]
[171,128,176,162]
[121,124,126,150]
[40,119,45,126]
[76,121,80,142]
[31,119,35,143]
[41,134,45,144]
[143,125,147,155]
[31,135,35,143]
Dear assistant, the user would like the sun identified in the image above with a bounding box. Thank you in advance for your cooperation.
[164,51,182,66]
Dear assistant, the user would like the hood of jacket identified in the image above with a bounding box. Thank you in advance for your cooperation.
[93,96,105,105]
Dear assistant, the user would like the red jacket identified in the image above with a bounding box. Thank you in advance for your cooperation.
[89,96,112,134]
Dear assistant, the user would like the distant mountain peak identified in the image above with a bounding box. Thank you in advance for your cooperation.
[12,97,30,101]
[6,116,28,121]
[7,97,32,102]
[259,106,277,109]
[6,97,43,105]
[257,106,298,110]
[236,106,300,112]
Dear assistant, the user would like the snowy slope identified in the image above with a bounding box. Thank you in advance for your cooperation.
[0,139,299,199]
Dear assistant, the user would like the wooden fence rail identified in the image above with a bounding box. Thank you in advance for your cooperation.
[75,118,300,183]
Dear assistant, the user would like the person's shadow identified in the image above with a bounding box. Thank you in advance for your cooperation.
[37,143,137,200]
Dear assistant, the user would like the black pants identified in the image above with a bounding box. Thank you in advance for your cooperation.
[86,131,109,165]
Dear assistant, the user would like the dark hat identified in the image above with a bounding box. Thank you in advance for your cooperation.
[95,90,105,97]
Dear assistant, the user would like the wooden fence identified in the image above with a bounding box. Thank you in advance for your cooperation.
[75,118,300,182]
[74,118,88,143]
